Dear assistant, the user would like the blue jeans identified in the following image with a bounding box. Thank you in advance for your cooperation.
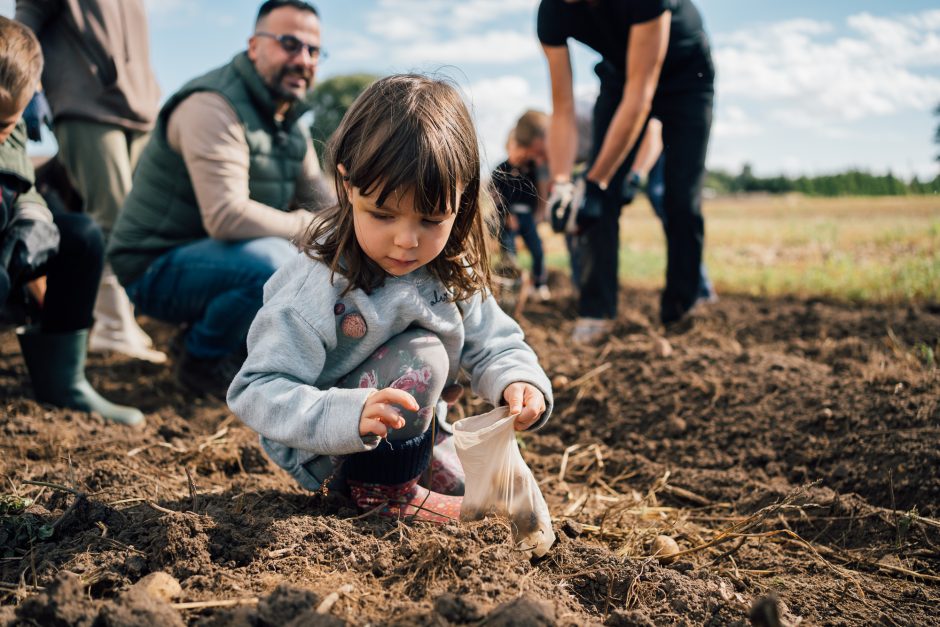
[125,237,297,359]
[500,210,547,287]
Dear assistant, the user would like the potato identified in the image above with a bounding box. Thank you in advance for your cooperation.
[650,535,680,564]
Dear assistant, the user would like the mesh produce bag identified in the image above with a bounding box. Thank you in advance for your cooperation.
[453,407,555,557]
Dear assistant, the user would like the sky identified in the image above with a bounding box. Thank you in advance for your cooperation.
[3,0,939,180]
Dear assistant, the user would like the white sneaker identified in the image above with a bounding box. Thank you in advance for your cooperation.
[535,285,552,301]
[89,267,167,364]
[571,317,614,345]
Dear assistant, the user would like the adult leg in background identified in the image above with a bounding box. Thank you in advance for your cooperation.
[654,90,713,324]
[576,61,645,329]
[125,236,297,395]
[54,120,164,362]
[646,154,715,302]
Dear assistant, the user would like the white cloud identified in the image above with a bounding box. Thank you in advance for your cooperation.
[364,0,538,63]
[767,109,852,139]
[464,75,544,168]
[451,0,538,31]
[713,105,762,138]
[369,0,536,33]
[142,0,187,16]
[393,30,539,65]
[714,9,940,123]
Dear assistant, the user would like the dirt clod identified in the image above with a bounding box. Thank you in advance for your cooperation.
[433,593,483,624]
[130,572,182,603]
[480,596,555,626]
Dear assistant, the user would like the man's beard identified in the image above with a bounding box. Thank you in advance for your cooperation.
[269,64,313,101]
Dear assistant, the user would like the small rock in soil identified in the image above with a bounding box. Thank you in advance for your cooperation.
[562,519,583,538]
[434,593,483,624]
[130,571,182,602]
[479,597,555,626]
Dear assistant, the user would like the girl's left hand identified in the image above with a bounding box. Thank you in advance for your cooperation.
[503,382,546,431]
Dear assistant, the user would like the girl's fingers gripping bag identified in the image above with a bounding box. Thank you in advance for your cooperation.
[453,407,555,557]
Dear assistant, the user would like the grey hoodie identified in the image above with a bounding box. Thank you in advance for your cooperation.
[227,252,553,491]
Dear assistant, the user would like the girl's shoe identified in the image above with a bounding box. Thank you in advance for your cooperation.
[347,477,461,524]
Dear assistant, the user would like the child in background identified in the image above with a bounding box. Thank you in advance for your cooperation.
[491,110,551,301]
[0,16,142,425]
[228,75,553,523]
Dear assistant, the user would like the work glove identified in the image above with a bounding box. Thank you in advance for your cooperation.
[622,171,642,206]
[0,219,60,285]
[575,179,609,232]
[22,92,53,142]
[548,179,582,234]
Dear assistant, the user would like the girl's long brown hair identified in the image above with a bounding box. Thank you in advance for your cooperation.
[301,74,494,301]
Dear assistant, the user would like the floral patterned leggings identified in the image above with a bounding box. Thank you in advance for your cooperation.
[339,328,449,442]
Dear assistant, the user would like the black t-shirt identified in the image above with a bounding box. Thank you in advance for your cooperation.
[492,160,540,218]
[537,0,714,94]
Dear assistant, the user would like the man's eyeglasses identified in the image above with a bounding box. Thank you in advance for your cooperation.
[255,32,326,62]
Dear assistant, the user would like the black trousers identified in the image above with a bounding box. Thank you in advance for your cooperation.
[578,60,713,321]
[0,211,103,332]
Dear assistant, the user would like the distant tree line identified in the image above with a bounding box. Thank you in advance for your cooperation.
[705,164,940,197]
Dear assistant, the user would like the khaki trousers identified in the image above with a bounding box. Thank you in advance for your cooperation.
[54,120,150,235]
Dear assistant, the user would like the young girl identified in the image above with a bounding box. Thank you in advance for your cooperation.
[227,74,553,523]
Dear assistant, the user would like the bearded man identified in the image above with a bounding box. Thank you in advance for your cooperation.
[108,0,333,395]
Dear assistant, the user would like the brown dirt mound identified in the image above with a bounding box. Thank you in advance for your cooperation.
[1,282,938,625]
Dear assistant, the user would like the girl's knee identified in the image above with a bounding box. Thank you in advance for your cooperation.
[380,330,448,440]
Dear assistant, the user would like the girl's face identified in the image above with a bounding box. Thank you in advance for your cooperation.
[348,182,459,277]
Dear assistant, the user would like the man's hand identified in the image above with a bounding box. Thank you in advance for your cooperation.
[503,382,546,431]
[359,387,417,438]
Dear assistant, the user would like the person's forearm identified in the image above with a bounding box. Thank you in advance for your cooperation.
[586,88,651,185]
[630,118,663,178]
[169,92,315,242]
[201,201,313,241]
[587,13,670,186]
[547,104,578,182]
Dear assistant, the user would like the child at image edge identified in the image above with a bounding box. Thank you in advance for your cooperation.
[228,74,554,523]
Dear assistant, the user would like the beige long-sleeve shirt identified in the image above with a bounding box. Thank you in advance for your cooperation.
[166,91,332,242]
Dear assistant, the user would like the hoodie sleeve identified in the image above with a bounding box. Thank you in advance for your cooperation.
[459,290,554,429]
[227,301,380,456]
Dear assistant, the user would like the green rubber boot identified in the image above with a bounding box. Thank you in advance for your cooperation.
[16,327,145,426]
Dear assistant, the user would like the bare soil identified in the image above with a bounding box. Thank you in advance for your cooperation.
[1,280,938,626]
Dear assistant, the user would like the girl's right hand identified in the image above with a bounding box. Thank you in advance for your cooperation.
[359,387,418,438]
